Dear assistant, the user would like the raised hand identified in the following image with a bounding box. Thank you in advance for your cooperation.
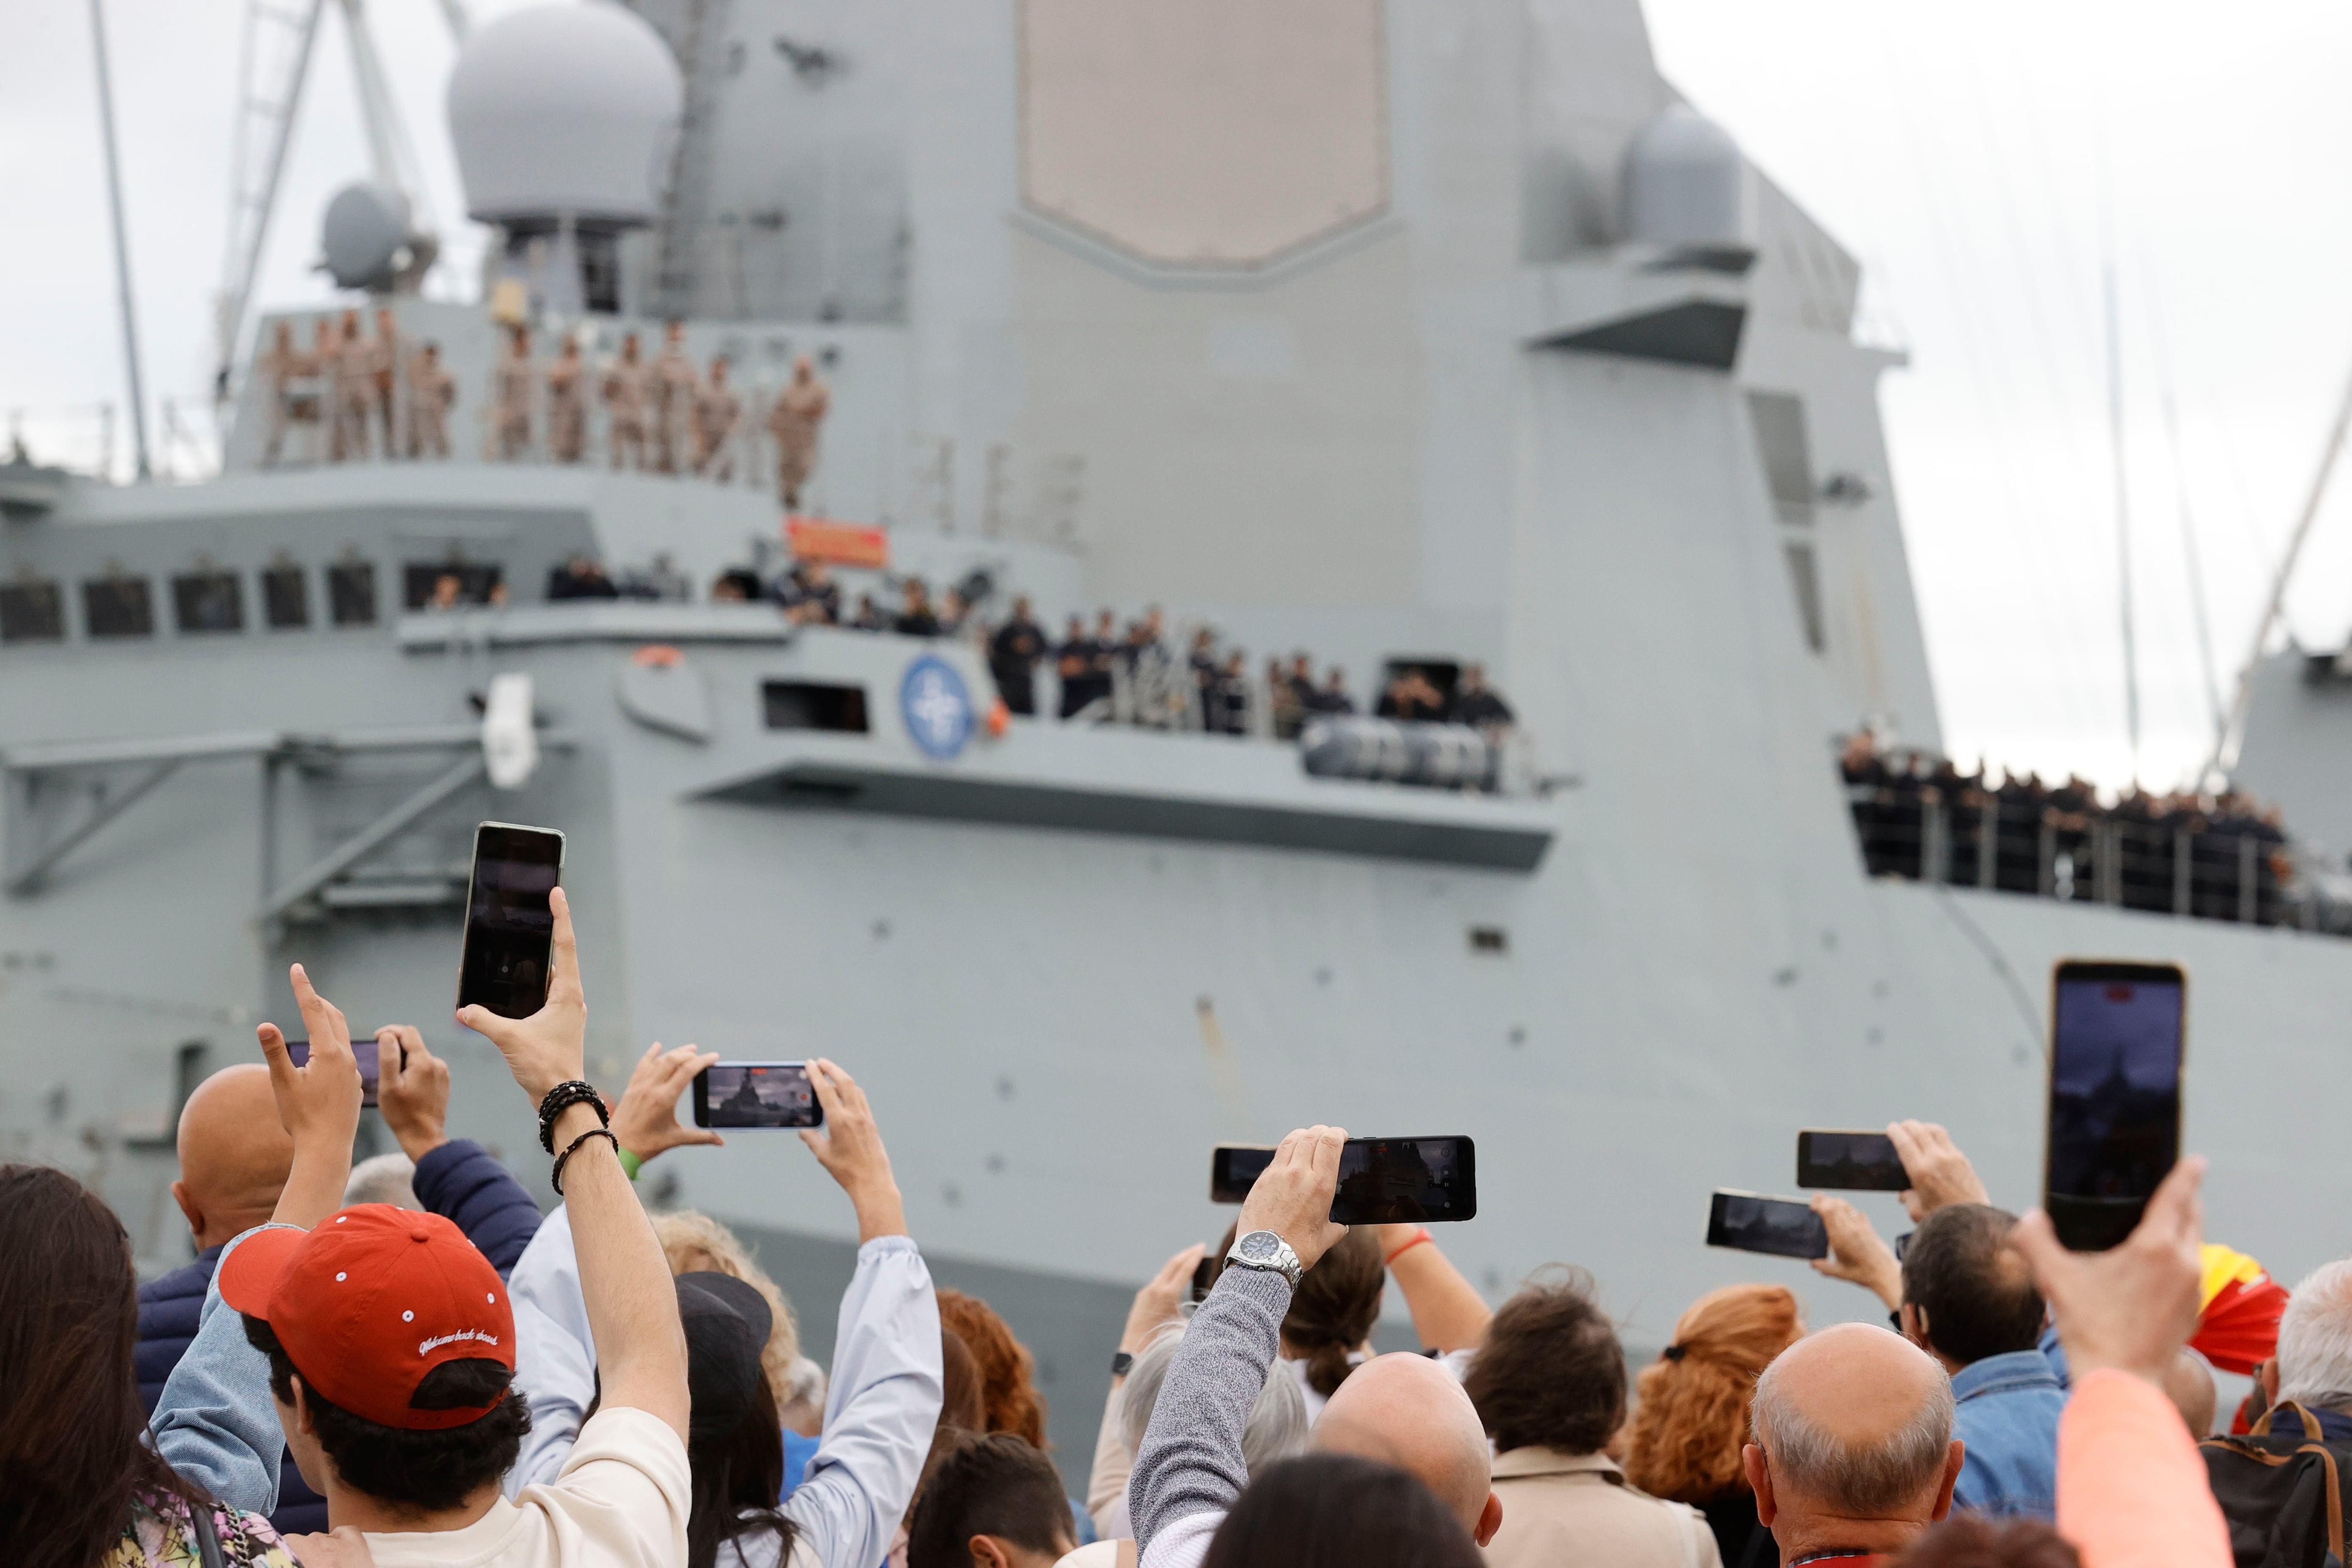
[257,963,364,1228]
[374,1026,450,1162]
[456,885,587,1104]
[1123,1242,1209,1355]
[612,1042,725,1162]
[1889,1119,1990,1222]
[799,1058,907,1242]
[1811,1194,1903,1310]
[2011,1156,2206,1386]
[1236,1125,1350,1272]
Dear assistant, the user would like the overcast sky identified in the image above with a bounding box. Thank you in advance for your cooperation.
[6,0,2352,796]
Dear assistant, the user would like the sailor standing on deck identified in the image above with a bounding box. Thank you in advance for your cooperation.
[767,353,830,509]
[650,320,699,474]
[405,342,456,459]
[493,324,535,461]
[602,331,648,470]
[695,355,742,480]
[331,310,380,462]
[372,306,403,458]
[256,321,310,469]
[546,336,587,464]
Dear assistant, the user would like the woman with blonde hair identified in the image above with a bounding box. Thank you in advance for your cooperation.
[1623,1284,1805,1568]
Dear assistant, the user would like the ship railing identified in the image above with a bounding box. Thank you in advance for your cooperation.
[6,401,222,484]
[1843,782,2307,928]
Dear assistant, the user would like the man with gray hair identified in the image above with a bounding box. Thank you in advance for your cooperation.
[1742,1323,1964,1566]
[2263,1258,2352,1440]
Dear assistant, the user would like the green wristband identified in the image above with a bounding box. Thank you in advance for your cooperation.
[617,1148,643,1182]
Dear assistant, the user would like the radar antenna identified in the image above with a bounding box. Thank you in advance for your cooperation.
[211,0,464,409]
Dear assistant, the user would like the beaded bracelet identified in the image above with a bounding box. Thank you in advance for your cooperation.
[551,1127,619,1196]
[536,1080,607,1154]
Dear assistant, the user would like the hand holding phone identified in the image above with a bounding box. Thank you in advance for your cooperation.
[1211,1137,1478,1224]
[616,1042,726,1160]
[456,822,566,1020]
[695,1061,823,1128]
[1123,1242,1209,1353]
[2044,961,2185,1251]
[1235,1126,1352,1273]
[1707,1189,1829,1259]
[1796,1130,1908,1191]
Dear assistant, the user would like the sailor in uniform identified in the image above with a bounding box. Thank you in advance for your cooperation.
[331,310,379,462]
[405,342,456,460]
[989,596,1047,716]
[372,307,403,458]
[256,320,311,469]
[602,332,648,470]
[694,355,742,480]
[766,354,830,509]
[546,337,587,464]
[493,325,535,461]
[650,321,699,474]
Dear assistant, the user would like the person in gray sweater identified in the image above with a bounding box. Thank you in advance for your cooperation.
[1126,1126,1502,1568]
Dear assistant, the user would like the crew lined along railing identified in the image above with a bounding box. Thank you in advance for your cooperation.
[1845,784,2290,926]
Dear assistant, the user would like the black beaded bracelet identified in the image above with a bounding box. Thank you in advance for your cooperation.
[551,1127,619,1196]
[537,1080,608,1154]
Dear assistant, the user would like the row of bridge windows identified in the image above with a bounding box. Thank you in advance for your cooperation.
[0,562,509,645]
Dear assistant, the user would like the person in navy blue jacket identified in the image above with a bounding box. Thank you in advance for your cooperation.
[135,1023,544,1536]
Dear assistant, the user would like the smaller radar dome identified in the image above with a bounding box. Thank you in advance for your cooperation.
[320,179,413,290]
[1622,103,1747,249]
[446,1,683,226]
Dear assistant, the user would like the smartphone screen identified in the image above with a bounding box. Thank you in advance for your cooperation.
[1209,1145,1276,1203]
[694,1061,824,1129]
[1707,1189,1829,1259]
[456,823,566,1020]
[2046,960,2185,1251]
[1331,1136,1476,1225]
[1188,1255,1216,1303]
[1796,1130,1909,1191]
[285,1038,384,1109]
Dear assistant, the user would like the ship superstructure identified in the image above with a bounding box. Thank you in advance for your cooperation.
[8,0,2352,1471]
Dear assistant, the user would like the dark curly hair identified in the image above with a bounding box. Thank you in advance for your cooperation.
[242,1314,529,1516]
[1203,1453,1482,1568]
[1462,1269,1624,1455]
[1895,1513,2080,1568]
[1213,1222,1386,1397]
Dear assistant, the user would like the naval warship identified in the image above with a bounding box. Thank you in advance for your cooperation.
[9,0,2352,1472]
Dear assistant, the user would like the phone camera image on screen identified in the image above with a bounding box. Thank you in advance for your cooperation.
[2046,962,2184,1250]
[1796,1130,1908,1191]
[1209,1145,1276,1203]
[456,824,565,1020]
[700,1063,822,1129]
[1707,1190,1829,1259]
[284,1039,384,1108]
[1330,1136,1475,1225]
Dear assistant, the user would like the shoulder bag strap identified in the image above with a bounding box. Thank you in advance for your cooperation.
[189,1496,227,1568]
[2295,1444,2345,1567]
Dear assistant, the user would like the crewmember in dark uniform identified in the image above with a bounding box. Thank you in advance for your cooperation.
[1057,615,1097,719]
[1448,663,1514,730]
[990,596,1047,715]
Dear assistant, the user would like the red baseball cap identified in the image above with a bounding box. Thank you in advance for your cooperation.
[220,1204,515,1430]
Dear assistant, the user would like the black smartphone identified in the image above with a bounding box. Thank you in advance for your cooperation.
[456,822,566,1020]
[2045,959,2185,1251]
[1796,1129,1909,1191]
[1707,1189,1829,1259]
[694,1061,825,1129]
[1188,1254,1216,1303]
[1209,1145,1276,1203]
[1331,1136,1476,1225]
[285,1038,384,1108]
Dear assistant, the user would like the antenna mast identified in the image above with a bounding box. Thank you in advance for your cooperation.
[88,0,151,481]
[2103,255,2139,783]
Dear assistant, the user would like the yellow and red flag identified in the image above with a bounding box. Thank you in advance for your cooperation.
[2193,1243,2288,1376]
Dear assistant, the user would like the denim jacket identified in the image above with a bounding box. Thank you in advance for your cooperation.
[148,1224,304,1518]
[1949,1349,2066,1520]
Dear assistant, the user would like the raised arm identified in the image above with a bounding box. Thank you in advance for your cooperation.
[457,887,690,1442]
[2012,1157,2231,1568]
[1369,1225,1490,1352]
[1092,1245,1210,1534]
[1888,1119,1990,1224]
[1810,1194,1903,1312]
[1131,1127,1349,1564]
[378,1025,544,1276]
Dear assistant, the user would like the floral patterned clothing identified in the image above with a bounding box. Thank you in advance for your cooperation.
[105,1493,297,1568]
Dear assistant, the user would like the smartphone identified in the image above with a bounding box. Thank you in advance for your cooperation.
[1707,1189,1829,1259]
[1188,1254,1216,1303]
[2045,959,2185,1251]
[1331,1136,1477,1225]
[456,823,566,1020]
[1796,1129,1909,1191]
[284,1038,385,1108]
[694,1061,825,1129]
[1209,1145,1276,1203]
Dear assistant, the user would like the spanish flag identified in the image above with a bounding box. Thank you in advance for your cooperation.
[2193,1243,2288,1376]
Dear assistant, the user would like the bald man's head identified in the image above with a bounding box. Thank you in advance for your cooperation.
[171,1064,294,1249]
[1748,1325,1957,1523]
[1315,1353,1502,1544]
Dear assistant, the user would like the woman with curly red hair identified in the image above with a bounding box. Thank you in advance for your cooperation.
[1623,1283,1806,1568]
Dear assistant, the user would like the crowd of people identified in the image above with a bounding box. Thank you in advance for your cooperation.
[0,878,2320,1568]
[1840,732,2294,925]
[254,313,834,506]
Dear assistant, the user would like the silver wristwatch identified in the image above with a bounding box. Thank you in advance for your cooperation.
[1225,1229,1303,1289]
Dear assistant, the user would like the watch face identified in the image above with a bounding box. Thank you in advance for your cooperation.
[1239,1231,1280,1263]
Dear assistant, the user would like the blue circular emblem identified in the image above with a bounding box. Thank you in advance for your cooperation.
[900,656,974,760]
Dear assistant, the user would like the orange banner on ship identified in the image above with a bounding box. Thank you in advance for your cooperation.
[786,516,890,570]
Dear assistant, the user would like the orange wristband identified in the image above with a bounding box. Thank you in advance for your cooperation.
[1384,1229,1434,1266]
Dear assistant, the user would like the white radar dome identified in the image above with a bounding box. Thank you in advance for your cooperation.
[1622,103,1747,249]
[320,179,413,289]
[446,1,683,226]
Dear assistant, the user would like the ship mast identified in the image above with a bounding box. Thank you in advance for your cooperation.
[87,0,151,482]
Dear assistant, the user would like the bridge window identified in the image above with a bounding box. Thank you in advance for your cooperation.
[173,571,245,634]
[83,575,153,639]
[403,561,503,609]
[0,579,64,643]
[262,564,309,629]
[763,681,870,732]
[327,561,377,627]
